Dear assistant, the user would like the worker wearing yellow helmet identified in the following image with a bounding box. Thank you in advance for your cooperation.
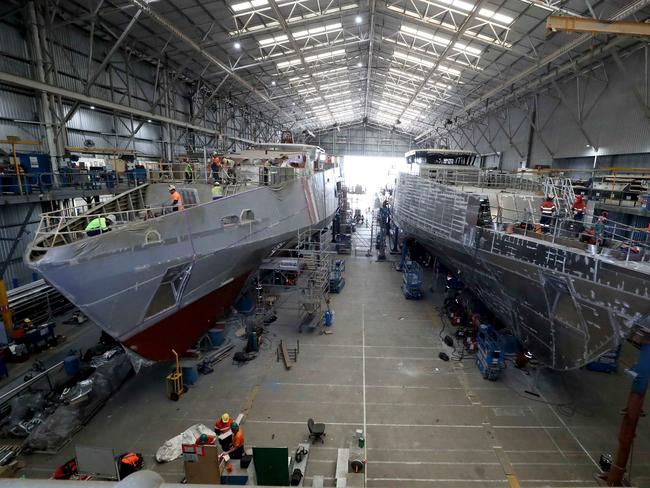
[214,412,234,449]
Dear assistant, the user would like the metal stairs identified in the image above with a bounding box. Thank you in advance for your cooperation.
[545,177,576,218]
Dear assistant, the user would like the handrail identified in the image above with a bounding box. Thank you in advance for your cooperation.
[30,166,306,251]
[30,202,201,250]
[488,207,650,265]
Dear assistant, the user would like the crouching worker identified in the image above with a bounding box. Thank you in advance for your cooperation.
[85,214,116,237]
[195,433,216,446]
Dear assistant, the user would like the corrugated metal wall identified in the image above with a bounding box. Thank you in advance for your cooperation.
[317,124,414,156]
[0,19,176,158]
[0,204,42,290]
[449,47,650,171]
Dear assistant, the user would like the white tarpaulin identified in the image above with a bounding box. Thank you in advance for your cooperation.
[155,423,215,463]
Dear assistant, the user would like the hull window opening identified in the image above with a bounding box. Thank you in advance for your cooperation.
[222,215,240,226]
[144,263,193,318]
[240,209,255,222]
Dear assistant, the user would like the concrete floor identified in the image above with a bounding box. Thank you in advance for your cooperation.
[19,239,650,487]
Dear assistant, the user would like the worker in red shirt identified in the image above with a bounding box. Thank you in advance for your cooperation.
[215,412,233,435]
[540,197,556,233]
[195,433,216,446]
[572,195,586,221]
[215,412,234,450]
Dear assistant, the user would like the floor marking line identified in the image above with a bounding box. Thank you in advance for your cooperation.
[362,302,368,488]
[365,478,596,483]
[243,420,565,428]
[251,399,530,408]
[541,390,601,471]
[272,382,505,390]
[300,344,439,350]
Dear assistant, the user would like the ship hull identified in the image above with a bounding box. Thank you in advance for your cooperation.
[394,173,650,370]
[27,169,339,361]
[122,272,250,361]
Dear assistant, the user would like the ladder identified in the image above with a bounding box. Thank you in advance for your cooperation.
[544,177,576,218]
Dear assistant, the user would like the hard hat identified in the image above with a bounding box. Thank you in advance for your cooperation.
[214,181,221,186]
[24,318,31,324]
[230,422,239,431]
[221,413,230,423]
[198,434,209,445]
[168,184,176,191]
[107,214,117,223]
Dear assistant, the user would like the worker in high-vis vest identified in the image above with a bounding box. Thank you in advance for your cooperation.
[184,160,193,183]
[168,185,183,211]
[85,214,116,237]
[212,181,223,200]
[539,197,556,234]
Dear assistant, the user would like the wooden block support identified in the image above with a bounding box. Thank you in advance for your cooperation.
[280,341,292,369]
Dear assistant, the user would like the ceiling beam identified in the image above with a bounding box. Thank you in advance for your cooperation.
[453,0,650,117]
[266,0,335,121]
[547,15,650,36]
[364,0,377,118]
[394,0,489,124]
[0,71,256,145]
[127,0,293,123]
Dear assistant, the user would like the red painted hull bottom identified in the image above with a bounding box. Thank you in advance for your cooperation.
[122,273,251,361]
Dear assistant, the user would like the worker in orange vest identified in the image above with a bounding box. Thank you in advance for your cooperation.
[219,422,245,460]
[540,197,556,233]
[572,195,586,221]
[168,184,183,212]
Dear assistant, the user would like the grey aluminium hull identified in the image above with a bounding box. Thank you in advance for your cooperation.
[26,169,339,362]
[394,173,650,370]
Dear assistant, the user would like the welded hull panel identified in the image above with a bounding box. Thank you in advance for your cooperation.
[26,169,339,361]
[394,173,650,370]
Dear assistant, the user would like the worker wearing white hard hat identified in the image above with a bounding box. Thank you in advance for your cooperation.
[168,185,183,211]
[212,181,223,200]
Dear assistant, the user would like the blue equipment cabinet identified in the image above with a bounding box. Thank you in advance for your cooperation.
[0,153,52,195]
[401,260,423,299]
[586,345,621,373]
[476,324,505,380]
[335,234,351,254]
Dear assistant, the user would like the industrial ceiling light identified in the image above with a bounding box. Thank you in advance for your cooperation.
[147,119,152,123]
[357,62,362,67]
[234,41,241,49]
[355,15,362,24]
[271,81,276,86]
[90,106,96,110]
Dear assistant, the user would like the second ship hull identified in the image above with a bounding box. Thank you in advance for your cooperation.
[394,173,650,370]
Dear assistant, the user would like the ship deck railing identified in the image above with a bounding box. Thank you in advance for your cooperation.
[421,168,545,193]
[29,166,304,252]
[488,209,650,266]
[30,200,203,251]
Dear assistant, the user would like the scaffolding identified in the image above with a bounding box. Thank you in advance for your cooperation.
[255,227,332,332]
[295,228,331,332]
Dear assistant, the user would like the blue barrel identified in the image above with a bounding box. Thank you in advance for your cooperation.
[181,364,199,386]
[208,328,224,347]
[64,355,80,376]
[324,310,334,327]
